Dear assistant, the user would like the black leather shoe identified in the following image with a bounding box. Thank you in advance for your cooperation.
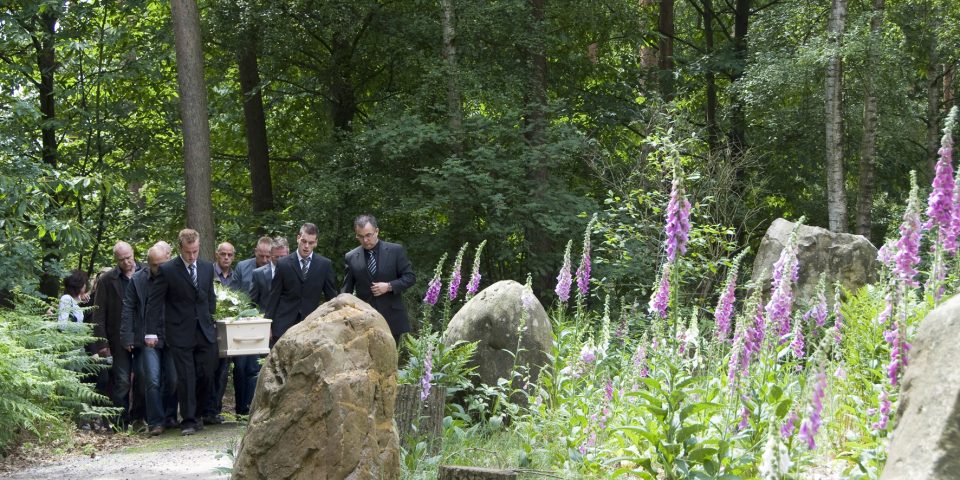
[180,426,197,436]
[202,415,225,425]
[149,426,164,436]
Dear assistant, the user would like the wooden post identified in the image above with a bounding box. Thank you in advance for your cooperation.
[394,384,445,453]
[438,466,517,480]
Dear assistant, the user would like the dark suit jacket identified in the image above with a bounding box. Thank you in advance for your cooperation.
[248,263,273,312]
[120,268,165,348]
[145,256,217,348]
[341,241,416,337]
[93,264,142,351]
[233,257,258,295]
[266,252,337,339]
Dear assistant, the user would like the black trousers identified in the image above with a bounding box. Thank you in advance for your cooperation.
[168,327,218,428]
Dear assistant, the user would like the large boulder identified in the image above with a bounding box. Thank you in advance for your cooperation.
[750,218,878,302]
[443,280,553,389]
[232,294,400,480]
[881,295,960,480]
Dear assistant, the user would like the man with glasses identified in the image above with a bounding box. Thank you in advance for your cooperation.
[341,214,416,345]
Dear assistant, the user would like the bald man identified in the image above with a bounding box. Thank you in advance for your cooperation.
[93,240,144,429]
[121,242,177,435]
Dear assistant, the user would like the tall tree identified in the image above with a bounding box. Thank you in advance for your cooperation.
[855,0,884,237]
[825,0,848,232]
[658,0,675,100]
[441,0,463,154]
[728,0,750,158]
[19,4,62,297]
[236,16,274,214]
[170,0,215,258]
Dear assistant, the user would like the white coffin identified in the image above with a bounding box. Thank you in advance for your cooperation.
[216,317,272,357]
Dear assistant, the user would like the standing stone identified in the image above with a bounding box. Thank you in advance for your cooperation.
[443,280,553,390]
[881,295,960,480]
[232,294,399,480]
[750,218,878,303]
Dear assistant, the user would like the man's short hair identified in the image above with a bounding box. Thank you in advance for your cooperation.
[256,236,273,248]
[178,228,200,247]
[217,242,234,253]
[272,236,289,249]
[299,223,318,236]
[354,214,378,230]
[113,241,133,257]
[152,241,172,257]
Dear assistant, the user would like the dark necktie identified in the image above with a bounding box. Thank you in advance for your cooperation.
[367,249,377,276]
[301,257,309,278]
[188,263,198,289]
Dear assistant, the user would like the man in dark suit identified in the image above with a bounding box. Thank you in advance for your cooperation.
[234,236,273,295]
[145,229,217,436]
[266,223,337,344]
[93,240,145,428]
[120,241,178,436]
[341,214,416,344]
[249,237,288,311]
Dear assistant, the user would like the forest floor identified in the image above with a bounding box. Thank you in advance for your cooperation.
[0,421,243,480]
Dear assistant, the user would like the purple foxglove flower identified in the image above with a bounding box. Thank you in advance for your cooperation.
[556,240,573,303]
[894,172,922,286]
[604,381,614,402]
[423,253,448,305]
[465,240,487,298]
[665,175,692,262]
[928,106,958,236]
[575,215,597,297]
[447,243,468,301]
[926,145,955,231]
[714,271,737,341]
[886,324,904,386]
[798,371,827,450]
[872,390,891,431]
[420,348,433,401]
[738,405,750,431]
[580,343,597,364]
[805,280,828,327]
[876,241,896,266]
[466,273,481,296]
[790,320,805,359]
[781,411,799,439]
[767,224,801,340]
[745,301,766,360]
[575,251,591,297]
[423,277,442,306]
[649,263,671,318]
[634,341,649,378]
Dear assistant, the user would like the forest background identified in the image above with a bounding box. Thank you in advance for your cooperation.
[2,0,959,306]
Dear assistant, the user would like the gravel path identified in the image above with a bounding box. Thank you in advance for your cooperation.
[0,423,244,480]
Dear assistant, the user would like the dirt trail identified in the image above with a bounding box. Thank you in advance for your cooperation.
[0,423,243,480]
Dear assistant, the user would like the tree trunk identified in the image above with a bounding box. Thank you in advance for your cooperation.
[237,24,274,214]
[926,57,942,178]
[441,0,463,155]
[854,0,883,238]
[728,0,749,159]
[702,0,719,150]
[330,33,357,132]
[171,0,216,260]
[34,8,60,298]
[525,0,553,291]
[657,0,675,101]
[825,0,847,233]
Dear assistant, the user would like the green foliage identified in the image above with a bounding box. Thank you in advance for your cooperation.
[0,292,112,453]
[398,329,478,400]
